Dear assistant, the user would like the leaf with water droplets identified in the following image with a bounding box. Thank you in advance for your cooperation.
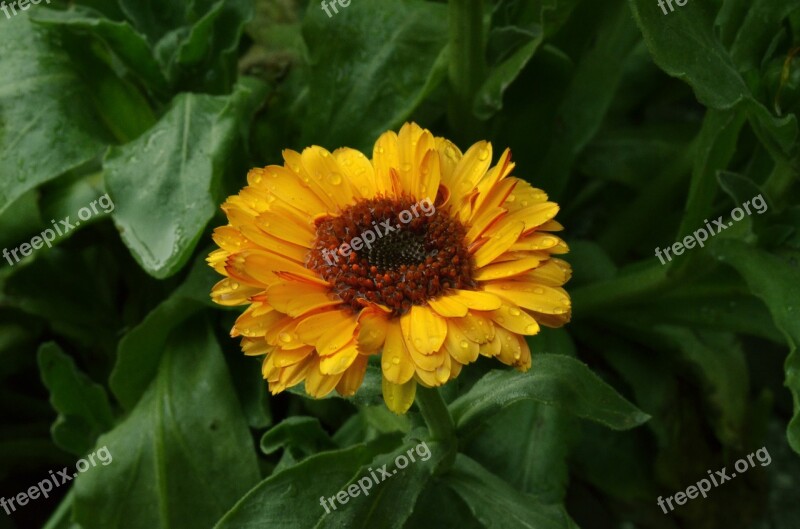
[450,354,650,437]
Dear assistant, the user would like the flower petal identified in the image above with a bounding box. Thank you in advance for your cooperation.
[382,377,416,414]
[381,323,415,384]
[336,355,369,397]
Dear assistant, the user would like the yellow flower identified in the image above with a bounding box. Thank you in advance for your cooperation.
[208,123,571,413]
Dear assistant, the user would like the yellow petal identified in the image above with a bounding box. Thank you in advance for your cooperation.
[295,311,349,344]
[334,147,377,199]
[400,305,447,354]
[427,295,469,318]
[300,146,358,209]
[336,355,368,397]
[510,233,568,253]
[454,312,495,344]
[522,258,572,287]
[248,165,329,216]
[305,357,342,397]
[357,310,389,353]
[272,345,314,367]
[450,141,492,208]
[319,341,360,374]
[381,323,415,384]
[316,317,360,356]
[241,337,274,357]
[475,257,540,281]
[211,278,261,306]
[449,289,503,311]
[372,131,397,195]
[484,282,571,315]
[256,202,316,247]
[267,282,340,317]
[382,377,416,414]
[435,137,462,185]
[473,221,524,268]
[488,304,540,335]
[444,319,480,364]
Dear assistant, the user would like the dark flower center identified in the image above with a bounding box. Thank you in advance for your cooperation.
[307,196,476,315]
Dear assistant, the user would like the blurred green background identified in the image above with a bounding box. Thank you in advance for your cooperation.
[1,0,799,528]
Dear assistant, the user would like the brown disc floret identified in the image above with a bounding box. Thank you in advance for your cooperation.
[307,196,475,315]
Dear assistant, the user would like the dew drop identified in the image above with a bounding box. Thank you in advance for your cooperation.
[533,287,544,294]
[279,332,292,343]
[392,356,401,365]
[459,340,469,349]
[327,172,343,185]
[478,148,490,161]
[509,307,521,316]
[525,324,537,333]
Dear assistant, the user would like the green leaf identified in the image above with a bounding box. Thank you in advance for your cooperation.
[213,445,378,529]
[627,0,798,161]
[105,81,267,278]
[534,0,640,199]
[475,0,580,118]
[315,440,444,529]
[74,316,259,529]
[109,254,216,410]
[37,342,114,455]
[31,6,169,95]
[450,354,650,436]
[655,328,749,446]
[0,17,107,215]
[300,0,448,152]
[710,239,800,454]
[260,416,335,457]
[443,454,577,529]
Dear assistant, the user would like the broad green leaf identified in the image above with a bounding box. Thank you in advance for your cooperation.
[710,239,800,454]
[2,248,120,351]
[74,316,259,529]
[300,0,448,152]
[31,6,168,95]
[109,254,216,409]
[475,0,580,118]
[535,0,640,199]
[627,0,798,160]
[403,480,483,529]
[214,445,378,529]
[316,440,444,529]
[675,109,746,242]
[37,342,114,456]
[0,17,107,215]
[260,417,336,457]
[655,328,749,446]
[444,454,577,529]
[465,402,577,502]
[105,80,267,278]
[729,0,800,73]
[450,354,650,436]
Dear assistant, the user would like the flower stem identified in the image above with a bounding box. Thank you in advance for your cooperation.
[447,0,485,141]
[415,386,457,468]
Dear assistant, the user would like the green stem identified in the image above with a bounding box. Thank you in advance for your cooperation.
[415,386,457,469]
[447,0,485,140]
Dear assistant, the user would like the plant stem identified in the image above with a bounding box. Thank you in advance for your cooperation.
[448,0,485,141]
[415,386,457,469]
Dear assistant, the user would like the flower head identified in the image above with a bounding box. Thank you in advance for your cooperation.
[208,123,571,413]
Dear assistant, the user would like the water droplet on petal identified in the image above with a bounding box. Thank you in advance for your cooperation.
[279,332,292,343]
[525,324,537,333]
[327,172,342,185]
[392,356,401,365]
[459,340,469,349]
[509,307,521,316]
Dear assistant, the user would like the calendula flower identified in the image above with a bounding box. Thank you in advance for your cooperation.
[208,123,571,413]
